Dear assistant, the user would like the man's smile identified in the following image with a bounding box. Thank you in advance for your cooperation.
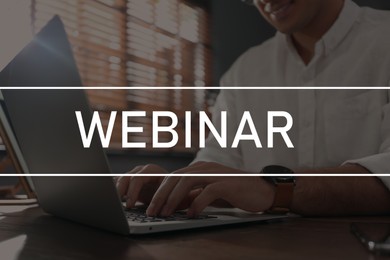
[262,0,294,21]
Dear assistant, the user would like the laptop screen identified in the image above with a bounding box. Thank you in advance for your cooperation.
[0,16,82,87]
[0,16,111,173]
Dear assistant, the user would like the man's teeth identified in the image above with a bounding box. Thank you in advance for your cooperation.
[273,4,290,14]
[265,3,272,13]
[254,0,266,5]
[264,2,291,14]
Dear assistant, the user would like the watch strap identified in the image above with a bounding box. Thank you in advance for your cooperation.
[261,165,295,214]
[266,182,295,214]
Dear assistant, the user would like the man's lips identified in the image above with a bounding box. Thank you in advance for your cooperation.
[264,0,293,14]
[259,0,293,21]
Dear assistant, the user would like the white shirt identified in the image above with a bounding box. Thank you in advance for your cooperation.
[194,1,390,187]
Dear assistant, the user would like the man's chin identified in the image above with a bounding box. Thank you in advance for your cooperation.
[273,24,296,35]
[272,19,304,35]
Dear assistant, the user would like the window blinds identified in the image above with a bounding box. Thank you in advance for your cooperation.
[30,0,212,152]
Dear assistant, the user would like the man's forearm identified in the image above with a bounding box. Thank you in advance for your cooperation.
[295,163,371,174]
[290,175,390,216]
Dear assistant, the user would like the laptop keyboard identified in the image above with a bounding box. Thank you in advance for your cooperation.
[125,208,216,223]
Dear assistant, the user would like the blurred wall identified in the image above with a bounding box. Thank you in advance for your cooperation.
[212,0,390,85]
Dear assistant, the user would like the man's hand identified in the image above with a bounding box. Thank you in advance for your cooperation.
[116,164,167,208]
[146,161,275,217]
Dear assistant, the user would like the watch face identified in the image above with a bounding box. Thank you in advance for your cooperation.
[261,165,295,184]
[261,165,294,174]
[273,176,295,183]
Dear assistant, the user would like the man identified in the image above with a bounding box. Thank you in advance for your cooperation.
[117,0,390,217]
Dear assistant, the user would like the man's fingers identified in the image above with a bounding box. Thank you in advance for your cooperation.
[188,183,222,217]
[122,164,169,208]
[176,188,203,210]
[146,177,180,216]
[174,162,241,174]
[116,165,144,197]
[148,177,215,216]
[160,177,204,216]
[172,161,208,174]
[116,176,130,197]
[126,177,148,208]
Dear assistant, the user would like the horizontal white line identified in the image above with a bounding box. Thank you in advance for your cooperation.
[2,174,390,177]
[0,86,390,90]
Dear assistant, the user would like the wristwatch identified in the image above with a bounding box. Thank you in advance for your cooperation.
[261,165,296,214]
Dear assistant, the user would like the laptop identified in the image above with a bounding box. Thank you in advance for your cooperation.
[0,16,286,234]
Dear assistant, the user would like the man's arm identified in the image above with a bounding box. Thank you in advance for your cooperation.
[137,162,390,217]
[297,164,370,174]
[290,164,390,216]
[291,175,390,216]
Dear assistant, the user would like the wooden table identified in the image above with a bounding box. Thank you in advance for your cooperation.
[0,205,389,260]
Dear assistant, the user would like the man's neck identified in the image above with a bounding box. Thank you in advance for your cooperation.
[291,0,345,65]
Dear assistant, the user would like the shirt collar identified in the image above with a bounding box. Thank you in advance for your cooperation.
[277,0,360,56]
